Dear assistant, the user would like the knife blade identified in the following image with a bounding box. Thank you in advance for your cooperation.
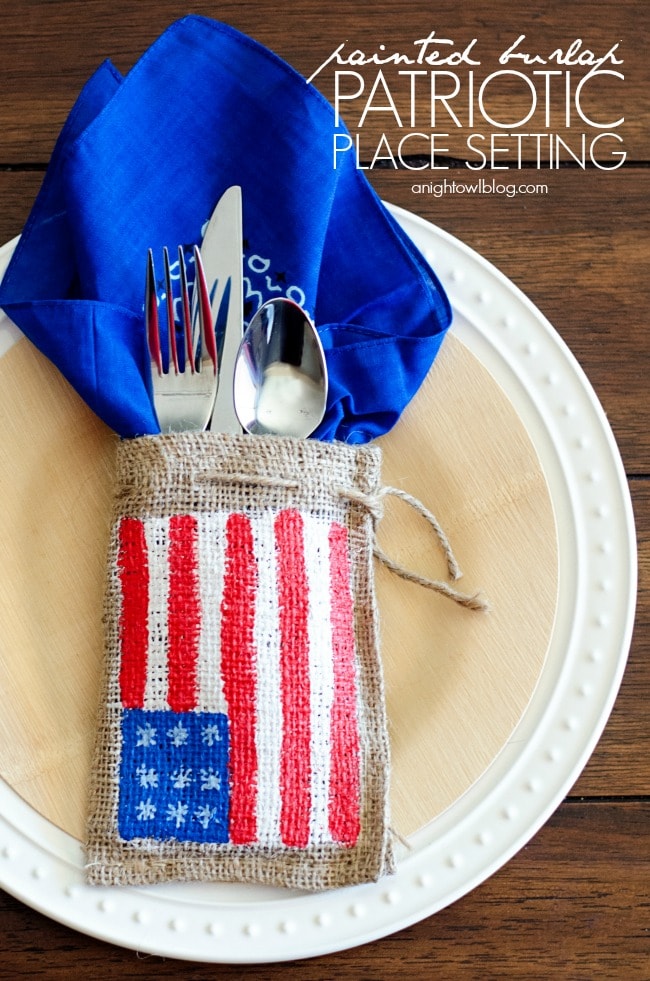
[199,185,243,433]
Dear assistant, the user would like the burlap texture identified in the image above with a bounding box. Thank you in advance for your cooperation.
[85,432,394,890]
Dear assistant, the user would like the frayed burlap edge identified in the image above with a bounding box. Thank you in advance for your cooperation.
[85,432,394,891]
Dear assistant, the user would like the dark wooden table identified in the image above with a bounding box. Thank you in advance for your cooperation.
[0,2,647,977]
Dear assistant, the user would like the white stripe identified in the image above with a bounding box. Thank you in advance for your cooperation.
[250,509,283,847]
[303,513,335,846]
[142,516,170,710]
[195,511,228,714]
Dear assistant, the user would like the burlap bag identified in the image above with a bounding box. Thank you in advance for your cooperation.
[85,431,394,890]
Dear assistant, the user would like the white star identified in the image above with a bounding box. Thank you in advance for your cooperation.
[136,723,157,747]
[136,765,158,788]
[171,766,193,789]
[136,800,156,821]
[200,768,221,791]
[201,724,222,746]
[194,805,218,830]
[166,801,189,828]
[167,722,189,747]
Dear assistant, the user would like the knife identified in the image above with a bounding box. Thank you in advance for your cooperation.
[199,185,243,433]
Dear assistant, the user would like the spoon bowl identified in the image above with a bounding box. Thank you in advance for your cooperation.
[233,298,328,439]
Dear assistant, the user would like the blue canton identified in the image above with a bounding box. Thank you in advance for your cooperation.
[118,709,230,843]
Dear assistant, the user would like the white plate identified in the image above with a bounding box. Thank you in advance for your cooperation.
[0,205,636,963]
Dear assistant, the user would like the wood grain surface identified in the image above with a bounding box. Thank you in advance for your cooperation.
[0,0,647,977]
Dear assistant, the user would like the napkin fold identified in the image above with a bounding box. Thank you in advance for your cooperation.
[0,16,451,442]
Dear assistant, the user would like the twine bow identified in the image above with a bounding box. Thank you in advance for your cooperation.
[339,484,490,613]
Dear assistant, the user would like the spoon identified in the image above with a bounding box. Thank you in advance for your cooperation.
[233,298,328,439]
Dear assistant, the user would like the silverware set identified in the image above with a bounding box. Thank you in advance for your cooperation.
[145,184,328,438]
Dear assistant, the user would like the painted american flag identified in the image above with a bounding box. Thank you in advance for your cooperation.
[115,507,362,851]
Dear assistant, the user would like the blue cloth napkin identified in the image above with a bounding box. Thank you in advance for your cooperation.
[0,16,451,442]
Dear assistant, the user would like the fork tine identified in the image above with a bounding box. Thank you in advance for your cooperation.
[145,249,163,376]
[163,247,180,374]
[193,245,218,376]
[145,244,220,433]
[177,246,195,374]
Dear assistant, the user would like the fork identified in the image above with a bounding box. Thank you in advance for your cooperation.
[145,245,218,432]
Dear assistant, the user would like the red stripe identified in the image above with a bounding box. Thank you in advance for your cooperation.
[167,514,200,712]
[275,509,312,848]
[117,517,149,709]
[328,522,361,846]
[221,513,258,844]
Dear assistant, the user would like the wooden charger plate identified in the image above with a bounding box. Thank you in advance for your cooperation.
[0,330,557,842]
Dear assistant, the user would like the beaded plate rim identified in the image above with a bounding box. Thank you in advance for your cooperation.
[0,204,636,963]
